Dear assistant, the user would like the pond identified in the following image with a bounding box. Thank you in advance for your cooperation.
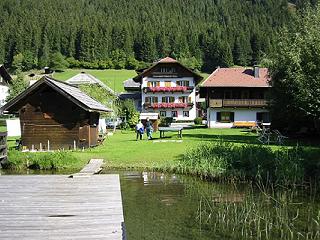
[1,169,319,240]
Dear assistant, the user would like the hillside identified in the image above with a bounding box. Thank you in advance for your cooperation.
[0,0,315,72]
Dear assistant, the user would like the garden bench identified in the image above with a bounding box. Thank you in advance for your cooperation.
[159,127,183,138]
[233,121,257,128]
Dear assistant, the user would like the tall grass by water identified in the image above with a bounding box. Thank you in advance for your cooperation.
[3,150,86,171]
[177,140,310,184]
[194,182,320,240]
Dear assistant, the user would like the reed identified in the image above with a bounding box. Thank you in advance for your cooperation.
[177,140,306,184]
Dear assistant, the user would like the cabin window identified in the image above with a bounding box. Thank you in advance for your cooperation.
[171,111,178,118]
[183,111,189,117]
[160,111,166,117]
[217,112,234,122]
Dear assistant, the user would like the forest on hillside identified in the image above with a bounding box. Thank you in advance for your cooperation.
[0,0,317,72]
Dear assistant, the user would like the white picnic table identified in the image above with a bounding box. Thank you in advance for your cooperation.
[159,127,183,138]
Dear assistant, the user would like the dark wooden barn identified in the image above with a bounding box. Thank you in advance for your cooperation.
[0,76,112,151]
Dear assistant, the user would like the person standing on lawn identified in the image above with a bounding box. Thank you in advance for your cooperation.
[136,120,144,140]
[145,117,153,140]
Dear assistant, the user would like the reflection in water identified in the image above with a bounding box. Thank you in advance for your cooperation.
[2,169,319,240]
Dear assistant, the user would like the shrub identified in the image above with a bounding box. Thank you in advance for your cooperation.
[159,117,173,127]
[194,117,203,125]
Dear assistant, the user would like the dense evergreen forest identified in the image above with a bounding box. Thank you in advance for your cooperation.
[0,0,317,72]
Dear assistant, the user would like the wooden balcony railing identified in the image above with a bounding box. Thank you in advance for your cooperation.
[209,99,268,108]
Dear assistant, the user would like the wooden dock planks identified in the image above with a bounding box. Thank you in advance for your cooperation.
[0,174,125,240]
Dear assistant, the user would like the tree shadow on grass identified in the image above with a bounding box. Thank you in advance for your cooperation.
[182,133,259,145]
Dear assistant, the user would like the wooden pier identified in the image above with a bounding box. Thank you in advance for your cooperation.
[0,160,125,240]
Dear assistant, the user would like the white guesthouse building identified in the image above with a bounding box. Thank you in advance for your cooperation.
[200,67,271,128]
[132,57,203,121]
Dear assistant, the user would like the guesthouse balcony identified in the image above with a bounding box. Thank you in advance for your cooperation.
[144,102,194,109]
[209,99,268,108]
[143,86,193,93]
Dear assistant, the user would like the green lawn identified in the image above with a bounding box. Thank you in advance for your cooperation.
[4,127,320,172]
[71,128,320,170]
[52,69,211,93]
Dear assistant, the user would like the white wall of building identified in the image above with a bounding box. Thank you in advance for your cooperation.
[207,108,269,128]
[0,85,9,107]
[141,77,196,121]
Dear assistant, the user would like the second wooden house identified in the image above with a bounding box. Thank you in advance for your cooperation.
[200,67,270,128]
[0,76,112,150]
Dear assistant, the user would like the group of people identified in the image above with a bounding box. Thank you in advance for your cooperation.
[136,117,153,140]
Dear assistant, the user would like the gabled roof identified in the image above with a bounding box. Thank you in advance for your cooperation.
[123,78,141,90]
[133,57,203,84]
[201,67,270,88]
[1,76,112,114]
[66,72,116,95]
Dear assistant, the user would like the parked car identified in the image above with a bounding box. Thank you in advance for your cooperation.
[106,118,122,128]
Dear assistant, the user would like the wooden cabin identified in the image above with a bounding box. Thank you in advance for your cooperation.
[0,131,7,164]
[0,76,112,151]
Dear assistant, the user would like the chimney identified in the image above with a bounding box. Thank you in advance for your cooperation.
[253,66,260,78]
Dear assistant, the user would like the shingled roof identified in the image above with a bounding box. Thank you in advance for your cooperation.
[66,72,116,95]
[133,57,203,84]
[1,76,112,114]
[201,67,270,88]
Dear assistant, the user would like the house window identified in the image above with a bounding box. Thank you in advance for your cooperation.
[145,96,158,104]
[171,111,178,118]
[160,111,166,117]
[216,112,234,122]
[241,90,250,99]
[177,81,189,87]
[165,81,171,87]
[160,67,176,73]
[162,96,175,103]
[224,90,232,99]
[147,81,160,87]
[183,111,189,117]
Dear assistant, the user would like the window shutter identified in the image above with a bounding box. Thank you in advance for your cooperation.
[216,112,221,122]
[145,97,150,103]
[147,82,151,87]
[162,97,166,103]
[230,112,235,122]
[156,81,160,87]
[188,97,192,103]
[154,97,158,103]
[186,81,190,87]
[170,97,175,103]
[176,81,181,86]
